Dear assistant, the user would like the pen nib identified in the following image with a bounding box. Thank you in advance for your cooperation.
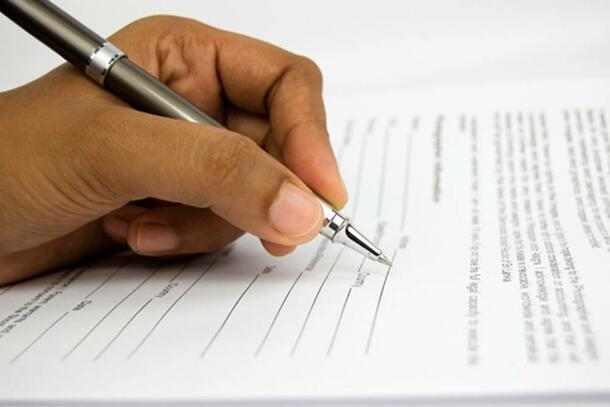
[377,254,392,267]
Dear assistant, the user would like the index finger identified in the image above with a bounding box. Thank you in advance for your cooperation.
[209,27,349,208]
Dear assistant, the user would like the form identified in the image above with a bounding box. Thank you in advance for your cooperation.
[1,80,609,404]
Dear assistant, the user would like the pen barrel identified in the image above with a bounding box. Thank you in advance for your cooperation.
[0,0,104,68]
[105,58,223,127]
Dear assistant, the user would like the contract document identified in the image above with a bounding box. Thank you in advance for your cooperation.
[1,80,609,404]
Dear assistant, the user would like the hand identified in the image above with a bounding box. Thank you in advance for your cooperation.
[0,16,347,285]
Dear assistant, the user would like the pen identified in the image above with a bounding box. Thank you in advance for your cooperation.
[1,0,392,266]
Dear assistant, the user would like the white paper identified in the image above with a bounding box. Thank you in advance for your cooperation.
[1,79,609,404]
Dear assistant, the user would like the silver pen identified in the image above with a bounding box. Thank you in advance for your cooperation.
[1,0,392,266]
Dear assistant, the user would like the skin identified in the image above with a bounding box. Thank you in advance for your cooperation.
[0,16,348,286]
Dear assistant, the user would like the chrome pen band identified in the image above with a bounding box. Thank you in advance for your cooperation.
[319,200,348,241]
[85,41,125,85]
[319,200,384,261]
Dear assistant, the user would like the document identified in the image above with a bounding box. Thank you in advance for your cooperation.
[1,79,609,404]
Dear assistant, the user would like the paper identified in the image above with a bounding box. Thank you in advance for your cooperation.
[1,80,609,404]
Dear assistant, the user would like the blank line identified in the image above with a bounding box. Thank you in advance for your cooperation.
[377,119,394,217]
[326,287,353,357]
[401,130,414,232]
[12,312,69,363]
[62,266,158,361]
[201,274,260,359]
[255,272,303,357]
[127,257,213,359]
[93,298,153,361]
[290,248,344,356]
[85,254,133,299]
[0,284,14,296]
[365,250,397,355]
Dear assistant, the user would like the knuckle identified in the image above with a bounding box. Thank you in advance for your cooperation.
[122,15,204,36]
[137,15,202,29]
[112,16,213,66]
[294,56,323,84]
[135,14,179,26]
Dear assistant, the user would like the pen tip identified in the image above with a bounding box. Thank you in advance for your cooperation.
[377,254,392,267]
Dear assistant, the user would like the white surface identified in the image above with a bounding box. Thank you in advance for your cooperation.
[1,0,610,92]
[1,79,610,404]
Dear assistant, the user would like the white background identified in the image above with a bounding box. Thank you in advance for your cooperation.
[1,0,610,93]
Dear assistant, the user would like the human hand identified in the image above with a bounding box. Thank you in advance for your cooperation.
[0,16,347,285]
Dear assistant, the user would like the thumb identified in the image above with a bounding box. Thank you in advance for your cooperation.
[96,109,324,246]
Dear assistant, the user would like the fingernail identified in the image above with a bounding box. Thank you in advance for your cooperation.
[104,215,129,240]
[270,183,322,237]
[134,223,179,253]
